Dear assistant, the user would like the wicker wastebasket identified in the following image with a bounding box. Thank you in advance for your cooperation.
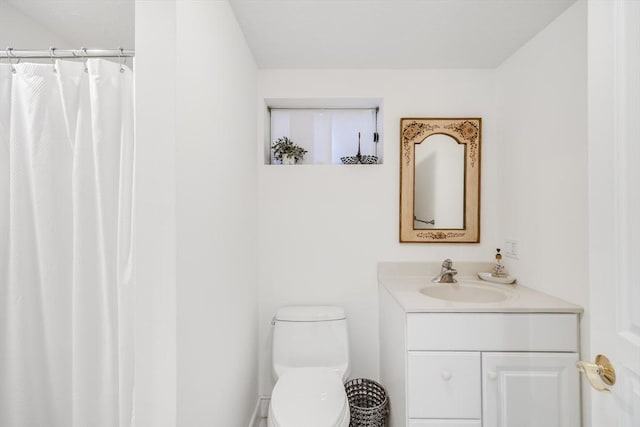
[344,378,389,427]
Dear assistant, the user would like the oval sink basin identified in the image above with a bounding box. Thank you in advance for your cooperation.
[420,283,510,303]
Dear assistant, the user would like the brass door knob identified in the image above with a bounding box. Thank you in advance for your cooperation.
[577,354,616,392]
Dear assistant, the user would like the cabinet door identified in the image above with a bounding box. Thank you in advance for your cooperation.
[482,352,580,427]
[408,351,481,419]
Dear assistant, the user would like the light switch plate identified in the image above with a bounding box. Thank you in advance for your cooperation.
[504,239,519,259]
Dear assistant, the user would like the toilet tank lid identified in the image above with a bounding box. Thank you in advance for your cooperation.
[276,306,346,322]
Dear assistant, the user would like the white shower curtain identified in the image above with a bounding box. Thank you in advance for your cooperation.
[0,59,134,427]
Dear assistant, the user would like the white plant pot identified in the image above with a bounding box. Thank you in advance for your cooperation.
[282,156,297,165]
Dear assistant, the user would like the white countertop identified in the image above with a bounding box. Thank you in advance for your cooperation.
[378,262,583,314]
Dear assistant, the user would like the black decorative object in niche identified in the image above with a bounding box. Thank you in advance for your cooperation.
[340,132,378,165]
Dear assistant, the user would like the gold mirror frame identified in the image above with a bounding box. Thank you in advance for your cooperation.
[400,118,481,243]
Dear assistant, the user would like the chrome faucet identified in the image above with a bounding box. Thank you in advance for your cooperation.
[432,258,458,283]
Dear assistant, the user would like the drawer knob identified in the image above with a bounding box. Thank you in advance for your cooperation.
[488,371,498,381]
[441,370,452,381]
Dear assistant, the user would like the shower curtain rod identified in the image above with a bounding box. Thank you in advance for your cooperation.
[0,48,135,59]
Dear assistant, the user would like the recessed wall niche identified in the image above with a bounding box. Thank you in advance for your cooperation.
[264,98,383,165]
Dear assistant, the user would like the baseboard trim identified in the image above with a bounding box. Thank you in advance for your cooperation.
[248,396,271,427]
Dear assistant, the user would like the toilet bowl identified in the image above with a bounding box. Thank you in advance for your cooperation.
[268,306,351,427]
[268,368,350,427]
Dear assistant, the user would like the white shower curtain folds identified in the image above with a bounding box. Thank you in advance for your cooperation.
[0,59,135,427]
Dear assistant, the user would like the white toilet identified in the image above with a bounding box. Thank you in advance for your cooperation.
[268,306,351,427]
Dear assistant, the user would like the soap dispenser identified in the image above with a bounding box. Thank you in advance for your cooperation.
[492,248,507,278]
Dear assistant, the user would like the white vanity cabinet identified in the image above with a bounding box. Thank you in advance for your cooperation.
[379,286,582,427]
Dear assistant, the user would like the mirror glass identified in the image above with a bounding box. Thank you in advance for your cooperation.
[414,134,464,229]
[400,118,481,243]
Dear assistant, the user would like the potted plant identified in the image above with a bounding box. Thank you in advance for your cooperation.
[272,136,308,165]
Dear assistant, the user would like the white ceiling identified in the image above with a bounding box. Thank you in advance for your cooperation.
[4,0,133,49]
[4,0,577,69]
[229,0,577,69]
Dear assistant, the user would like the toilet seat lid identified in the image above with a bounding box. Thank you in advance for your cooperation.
[270,368,349,427]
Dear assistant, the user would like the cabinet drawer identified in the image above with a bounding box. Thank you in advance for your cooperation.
[407,313,579,351]
[409,421,481,427]
[408,351,481,419]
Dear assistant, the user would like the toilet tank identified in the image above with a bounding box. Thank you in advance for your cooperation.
[272,306,350,381]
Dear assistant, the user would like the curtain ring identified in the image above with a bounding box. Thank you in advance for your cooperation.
[118,47,125,73]
[81,47,88,73]
[49,46,57,74]
[6,47,16,74]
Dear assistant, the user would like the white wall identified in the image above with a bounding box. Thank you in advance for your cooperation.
[134,2,177,427]
[135,1,259,426]
[0,1,71,48]
[175,2,258,427]
[495,1,589,424]
[257,69,499,394]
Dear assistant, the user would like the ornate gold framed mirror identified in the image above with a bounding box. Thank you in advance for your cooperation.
[400,118,481,243]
